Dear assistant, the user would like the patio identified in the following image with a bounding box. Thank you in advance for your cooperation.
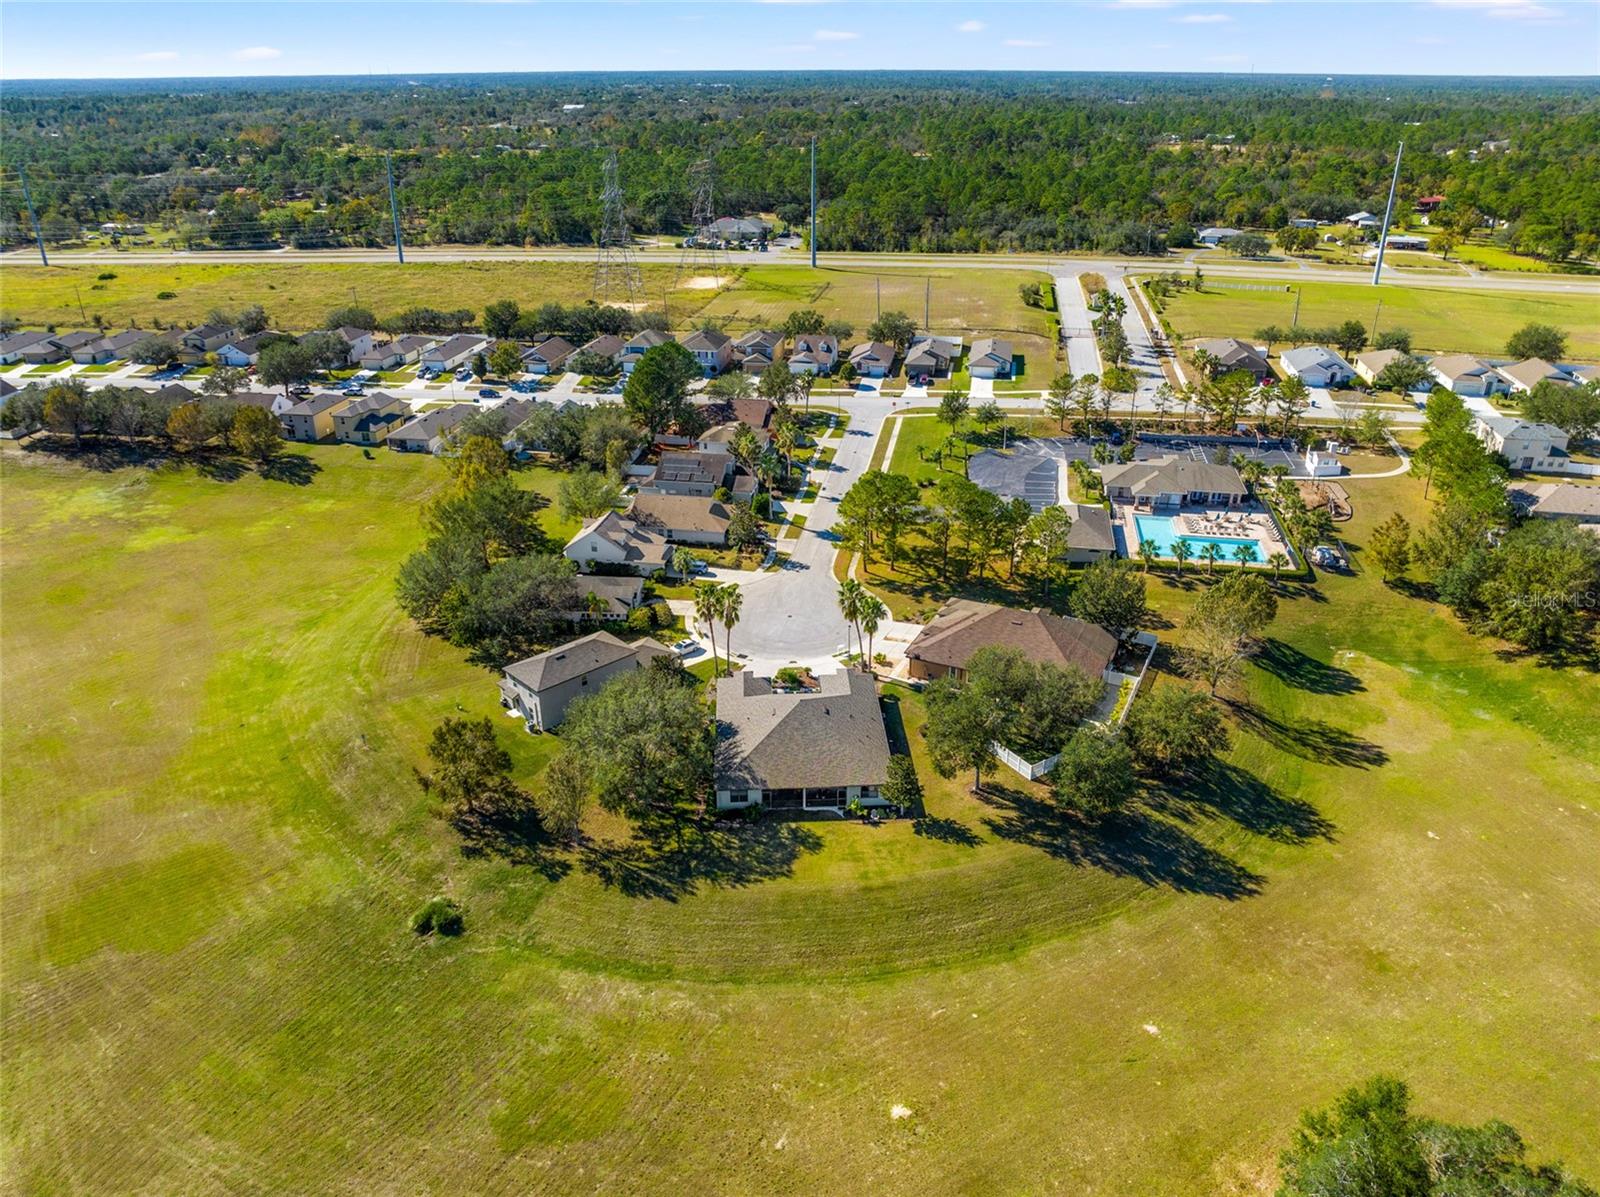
[1110,500,1295,568]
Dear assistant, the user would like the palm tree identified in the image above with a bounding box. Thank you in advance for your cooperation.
[1268,551,1290,583]
[859,596,887,674]
[693,583,721,668]
[672,546,698,578]
[773,419,799,483]
[837,578,865,659]
[583,589,608,622]
[1171,538,1193,576]
[1138,538,1159,573]
[1200,542,1223,575]
[717,584,743,676]
[1231,542,1259,568]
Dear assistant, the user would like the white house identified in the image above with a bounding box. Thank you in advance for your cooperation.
[1496,358,1574,394]
[1472,416,1569,473]
[968,337,1015,380]
[788,334,838,375]
[1196,227,1242,246]
[419,335,489,372]
[1280,346,1356,389]
[215,332,275,368]
[563,511,671,575]
[1429,354,1511,399]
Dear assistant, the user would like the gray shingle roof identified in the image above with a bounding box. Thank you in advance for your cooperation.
[628,493,732,536]
[504,630,670,693]
[1099,455,1246,499]
[1065,505,1116,553]
[715,670,890,792]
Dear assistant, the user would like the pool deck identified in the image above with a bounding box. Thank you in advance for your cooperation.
[1112,500,1294,568]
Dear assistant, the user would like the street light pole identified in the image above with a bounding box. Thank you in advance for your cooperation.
[1371,141,1404,286]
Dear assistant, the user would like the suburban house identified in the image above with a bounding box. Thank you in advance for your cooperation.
[1194,337,1273,383]
[627,493,732,546]
[905,335,959,380]
[1380,235,1429,252]
[563,511,672,575]
[51,331,104,359]
[906,599,1116,683]
[71,329,146,364]
[732,329,784,373]
[1100,456,1249,508]
[327,326,379,366]
[788,334,838,375]
[388,403,477,453]
[1063,505,1117,564]
[569,575,646,622]
[1289,217,1320,229]
[358,336,433,371]
[500,631,673,732]
[523,336,577,375]
[1415,195,1446,215]
[1355,348,1407,385]
[420,334,489,372]
[1196,227,1242,246]
[1497,357,1574,394]
[177,323,234,363]
[1430,353,1512,398]
[1472,415,1569,472]
[215,388,295,416]
[1280,345,1356,389]
[680,329,734,377]
[1511,483,1600,529]
[620,329,674,375]
[284,392,351,442]
[1571,364,1600,385]
[849,341,897,378]
[215,332,275,368]
[968,337,1015,380]
[577,333,626,365]
[639,449,733,497]
[713,670,891,812]
[1345,211,1381,228]
[0,332,65,365]
[333,392,407,445]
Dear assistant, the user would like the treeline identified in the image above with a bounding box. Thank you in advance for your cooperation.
[4,73,1598,254]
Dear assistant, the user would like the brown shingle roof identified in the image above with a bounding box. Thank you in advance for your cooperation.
[628,493,733,536]
[906,600,1116,678]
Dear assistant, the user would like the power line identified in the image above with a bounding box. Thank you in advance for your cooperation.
[593,148,641,306]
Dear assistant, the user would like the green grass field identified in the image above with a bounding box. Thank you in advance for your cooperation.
[2,443,1597,1193]
[0,263,1058,369]
[1153,277,1600,360]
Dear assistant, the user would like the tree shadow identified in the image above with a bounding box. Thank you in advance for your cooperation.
[981,785,1263,899]
[189,451,249,482]
[258,453,323,485]
[1147,760,1335,844]
[1228,701,1388,769]
[913,816,981,847]
[576,812,823,901]
[452,804,573,882]
[1254,638,1364,695]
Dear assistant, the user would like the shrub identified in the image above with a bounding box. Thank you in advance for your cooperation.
[411,896,465,937]
[625,605,655,633]
[882,755,923,808]
[96,271,116,280]
[156,290,176,300]
[750,492,771,519]
[773,666,807,688]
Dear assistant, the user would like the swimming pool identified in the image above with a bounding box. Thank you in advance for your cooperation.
[1133,514,1264,563]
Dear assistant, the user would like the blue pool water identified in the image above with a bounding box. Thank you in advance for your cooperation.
[1133,514,1264,563]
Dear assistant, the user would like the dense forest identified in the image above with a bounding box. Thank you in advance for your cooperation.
[3,72,1598,255]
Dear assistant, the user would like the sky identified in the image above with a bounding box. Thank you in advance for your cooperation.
[1,0,1597,80]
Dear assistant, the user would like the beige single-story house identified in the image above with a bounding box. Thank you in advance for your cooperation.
[1497,357,1574,394]
[577,333,627,365]
[1193,337,1273,383]
[714,670,892,812]
[71,329,147,364]
[1280,345,1355,389]
[388,402,477,453]
[569,575,646,621]
[1063,504,1117,563]
[1512,482,1600,528]
[1099,456,1248,508]
[1429,353,1511,398]
[523,336,577,375]
[0,332,67,365]
[500,630,673,731]
[968,337,1015,380]
[849,340,897,378]
[420,334,490,372]
[627,493,732,546]
[563,511,672,575]
[1354,348,1406,385]
[905,599,1117,683]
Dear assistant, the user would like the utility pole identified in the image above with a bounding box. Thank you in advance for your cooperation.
[876,276,880,317]
[806,137,819,268]
[1371,141,1403,287]
[1371,297,1383,343]
[925,278,931,331]
[19,166,48,266]
[74,283,86,323]
[386,155,405,264]
[1291,287,1302,329]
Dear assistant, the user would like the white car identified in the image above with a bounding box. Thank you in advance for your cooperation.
[672,639,701,658]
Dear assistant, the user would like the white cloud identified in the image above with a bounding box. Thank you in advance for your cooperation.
[1431,0,1559,16]
[813,28,860,40]
[232,46,282,61]
[136,50,179,62]
[957,19,987,32]
[1176,12,1233,23]
[1004,38,1051,47]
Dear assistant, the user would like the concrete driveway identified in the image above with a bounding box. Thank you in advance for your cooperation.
[1053,272,1103,378]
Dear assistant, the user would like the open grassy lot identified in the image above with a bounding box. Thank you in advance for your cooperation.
[2,443,1597,1193]
[1152,276,1600,360]
[0,262,1057,369]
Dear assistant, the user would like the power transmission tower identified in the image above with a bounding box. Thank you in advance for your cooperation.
[678,158,729,284]
[594,148,641,306]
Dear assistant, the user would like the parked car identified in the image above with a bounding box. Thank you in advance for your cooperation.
[672,639,700,658]
[478,388,499,399]
[509,380,536,393]
[454,368,473,382]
